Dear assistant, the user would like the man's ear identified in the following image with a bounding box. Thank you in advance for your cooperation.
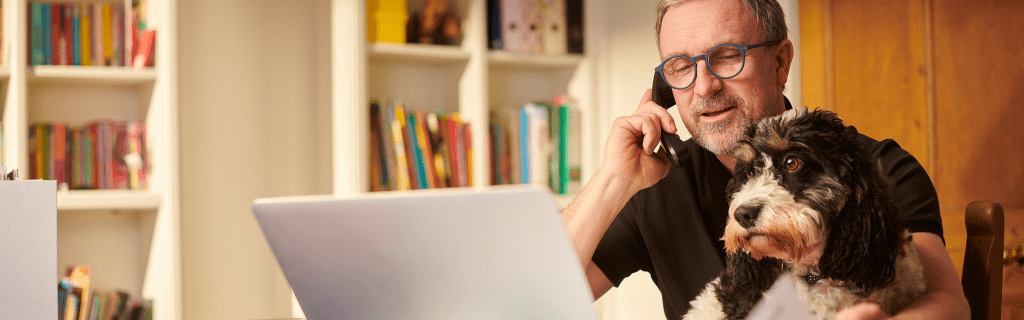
[773,39,794,87]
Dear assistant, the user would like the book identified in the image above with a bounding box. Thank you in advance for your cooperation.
[66,265,92,320]
[487,0,502,49]
[413,111,436,189]
[425,112,447,188]
[404,111,424,189]
[368,101,386,191]
[501,0,543,54]
[566,0,584,53]
[387,101,412,190]
[132,29,155,70]
[541,0,566,54]
[81,3,92,66]
[463,123,473,186]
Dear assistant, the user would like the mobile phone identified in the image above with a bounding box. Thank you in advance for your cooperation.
[652,72,685,167]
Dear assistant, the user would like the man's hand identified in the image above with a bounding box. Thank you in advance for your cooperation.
[599,89,679,194]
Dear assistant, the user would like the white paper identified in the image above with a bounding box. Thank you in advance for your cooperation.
[746,273,817,320]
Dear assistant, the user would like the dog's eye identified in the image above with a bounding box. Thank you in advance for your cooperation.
[784,157,802,171]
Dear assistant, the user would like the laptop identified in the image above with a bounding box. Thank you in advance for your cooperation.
[252,186,600,320]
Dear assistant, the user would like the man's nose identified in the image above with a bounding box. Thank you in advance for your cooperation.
[692,60,723,97]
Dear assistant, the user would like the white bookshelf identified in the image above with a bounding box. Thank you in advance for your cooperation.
[333,0,596,196]
[28,65,158,84]
[56,189,163,211]
[0,0,180,319]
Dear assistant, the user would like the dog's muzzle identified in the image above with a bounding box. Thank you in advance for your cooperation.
[734,204,762,229]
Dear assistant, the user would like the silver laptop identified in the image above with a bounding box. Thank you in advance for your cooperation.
[252,186,599,320]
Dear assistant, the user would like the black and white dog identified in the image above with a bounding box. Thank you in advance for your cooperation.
[682,107,926,320]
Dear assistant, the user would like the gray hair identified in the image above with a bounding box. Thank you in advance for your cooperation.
[655,0,788,53]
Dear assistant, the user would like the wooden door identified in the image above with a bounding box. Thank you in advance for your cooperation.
[801,0,1024,316]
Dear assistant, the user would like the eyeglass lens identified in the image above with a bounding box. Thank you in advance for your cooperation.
[663,45,745,89]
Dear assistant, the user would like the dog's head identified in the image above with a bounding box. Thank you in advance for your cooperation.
[722,107,904,290]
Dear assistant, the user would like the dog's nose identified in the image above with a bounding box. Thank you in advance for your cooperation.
[734,204,762,229]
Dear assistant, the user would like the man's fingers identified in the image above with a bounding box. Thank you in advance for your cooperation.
[634,91,678,135]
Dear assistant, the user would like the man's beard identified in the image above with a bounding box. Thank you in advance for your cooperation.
[688,93,754,155]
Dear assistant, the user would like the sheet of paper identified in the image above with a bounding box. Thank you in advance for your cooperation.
[746,273,817,320]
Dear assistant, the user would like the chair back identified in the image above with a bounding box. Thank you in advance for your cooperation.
[962,201,1004,320]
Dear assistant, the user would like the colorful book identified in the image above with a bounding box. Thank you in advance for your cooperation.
[414,111,436,189]
[132,29,155,70]
[388,101,412,190]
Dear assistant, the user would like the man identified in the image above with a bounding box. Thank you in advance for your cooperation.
[560,0,970,319]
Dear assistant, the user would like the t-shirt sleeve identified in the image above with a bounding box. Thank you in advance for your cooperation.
[872,139,945,243]
[591,191,652,287]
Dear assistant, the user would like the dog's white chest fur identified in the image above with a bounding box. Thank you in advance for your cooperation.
[681,243,925,320]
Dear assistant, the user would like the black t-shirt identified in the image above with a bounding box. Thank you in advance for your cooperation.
[591,104,944,319]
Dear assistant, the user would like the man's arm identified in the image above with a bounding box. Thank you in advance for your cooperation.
[560,89,677,299]
[835,232,970,320]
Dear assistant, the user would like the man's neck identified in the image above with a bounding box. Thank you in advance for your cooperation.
[717,154,737,174]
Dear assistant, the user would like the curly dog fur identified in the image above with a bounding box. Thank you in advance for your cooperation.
[682,108,926,320]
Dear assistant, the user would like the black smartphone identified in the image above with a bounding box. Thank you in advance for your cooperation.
[652,72,685,167]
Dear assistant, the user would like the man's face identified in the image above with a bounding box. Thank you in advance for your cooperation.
[659,0,787,155]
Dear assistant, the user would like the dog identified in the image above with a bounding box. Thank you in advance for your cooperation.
[682,107,926,320]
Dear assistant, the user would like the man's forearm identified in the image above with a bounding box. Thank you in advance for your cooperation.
[560,171,638,268]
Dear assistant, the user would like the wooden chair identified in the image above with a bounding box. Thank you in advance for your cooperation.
[962,201,1004,320]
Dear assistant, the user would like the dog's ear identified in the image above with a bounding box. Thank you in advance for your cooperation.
[715,253,783,319]
[730,141,756,164]
[817,158,904,291]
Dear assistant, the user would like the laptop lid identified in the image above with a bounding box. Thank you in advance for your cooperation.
[252,186,599,320]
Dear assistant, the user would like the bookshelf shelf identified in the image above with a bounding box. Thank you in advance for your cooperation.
[487,51,584,70]
[28,66,158,85]
[369,43,471,64]
[56,189,162,211]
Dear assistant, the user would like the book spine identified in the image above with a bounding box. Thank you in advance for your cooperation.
[102,3,112,65]
[379,102,397,190]
[72,3,81,65]
[414,111,436,189]
[463,123,472,186]
[405,112,425,189]
[368,102,386,191]
[446,114,462,187]
[519,106,529,184]
[93,3,102,66]
[558,103,571,194]
[487,0,502,49]
[30,3,45,65]
[434,113,451,188]
[549,105,561,193]
[43,3,52,65]
[53,123,68,187]
[389,103,412,190]
[566,0,584,54]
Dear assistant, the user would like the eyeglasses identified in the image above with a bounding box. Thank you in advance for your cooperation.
[655,40,781,90]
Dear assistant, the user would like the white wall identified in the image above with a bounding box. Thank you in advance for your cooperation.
[178,0,333,319]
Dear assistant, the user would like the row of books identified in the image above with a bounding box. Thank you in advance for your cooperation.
[59,265,153,320]
[29,1,156,69]
[369,99,473,191]
[488,0,584,54]
[29,120,148,190]
[490,95,580,194]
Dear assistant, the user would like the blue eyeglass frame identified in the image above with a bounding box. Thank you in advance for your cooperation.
[655,40,782,90]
